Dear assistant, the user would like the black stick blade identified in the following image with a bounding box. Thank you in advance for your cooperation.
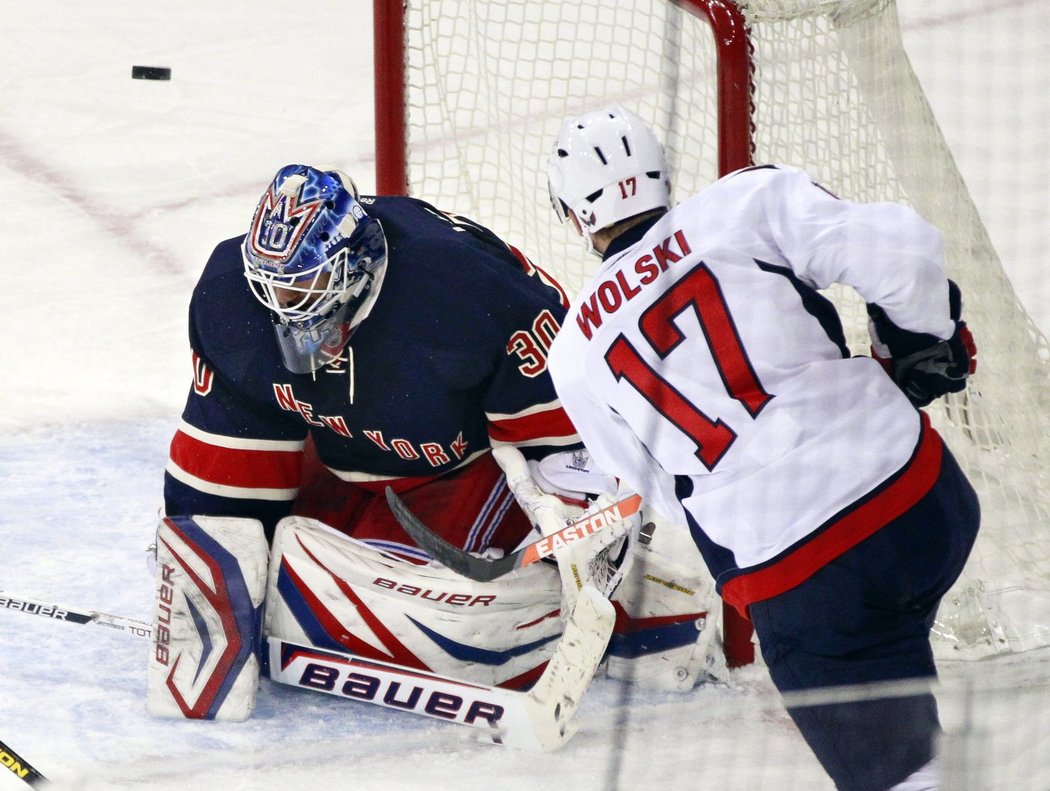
[385,487,516,581]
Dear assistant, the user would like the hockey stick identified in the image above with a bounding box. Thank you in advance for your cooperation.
[0,592,153,639]
[2,588,613,751]
[268,584,615,751]
[0,738,48,788]
[385,487,643,582]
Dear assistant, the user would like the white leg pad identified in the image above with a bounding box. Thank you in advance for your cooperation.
[148,515,269,721]
[264,516,563,688]
[606,507,728,690]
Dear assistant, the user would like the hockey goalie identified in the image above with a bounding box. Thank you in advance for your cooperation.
[147,451,724,731]
[147,163,724,735]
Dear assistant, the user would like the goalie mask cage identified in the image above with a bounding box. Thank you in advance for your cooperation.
[373,0,1050,669]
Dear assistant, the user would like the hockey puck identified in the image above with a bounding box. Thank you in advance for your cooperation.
[131,66,172,81]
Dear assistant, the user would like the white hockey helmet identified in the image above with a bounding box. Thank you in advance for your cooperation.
[547,105,671,237]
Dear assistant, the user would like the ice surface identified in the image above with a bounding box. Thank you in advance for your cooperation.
[1,1,1047,788]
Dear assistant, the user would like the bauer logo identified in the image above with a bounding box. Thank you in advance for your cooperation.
[371,577,495,607]
[279,650,506,727]
[300,662,505,725]
[153,563,175,666]
[0,596,69,620]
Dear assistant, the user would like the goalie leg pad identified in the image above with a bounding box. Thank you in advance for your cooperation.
[265,516,563,689]
[148,515,269,721]
[606,507,728,690]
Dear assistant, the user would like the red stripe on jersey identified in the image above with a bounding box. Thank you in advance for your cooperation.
[169,429,303,489]
[464,481,516,553]
[721,413,943,614]
[507,244,534,274]
[487,405,578,446]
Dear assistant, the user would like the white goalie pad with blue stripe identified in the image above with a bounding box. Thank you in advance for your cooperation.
[147,515,269,721]
[264,516,563,690]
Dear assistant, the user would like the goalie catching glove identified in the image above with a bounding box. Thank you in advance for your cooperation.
[868,279,977,408]
[493,446,641,613]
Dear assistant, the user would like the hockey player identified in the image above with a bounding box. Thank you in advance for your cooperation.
[544,106,980,790]
[150,164,619,719]
[163,163,588,558]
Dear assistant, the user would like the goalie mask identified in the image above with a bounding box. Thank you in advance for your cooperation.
[242,164,387,374]
[547,105,671,248]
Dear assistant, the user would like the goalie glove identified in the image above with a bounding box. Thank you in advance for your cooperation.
[526,449,618,507]
[493,446,641,609]
[867,279,977,408]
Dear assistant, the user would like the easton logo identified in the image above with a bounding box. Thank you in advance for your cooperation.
[0,748,29,780]
[532,505,624,557]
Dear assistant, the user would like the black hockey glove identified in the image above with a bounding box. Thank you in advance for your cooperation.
[867,280,978,408]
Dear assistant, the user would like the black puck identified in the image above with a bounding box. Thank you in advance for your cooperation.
[132,66,172,81]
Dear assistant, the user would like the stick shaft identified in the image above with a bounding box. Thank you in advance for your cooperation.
[0,592,152,638]
[0,738,49,788]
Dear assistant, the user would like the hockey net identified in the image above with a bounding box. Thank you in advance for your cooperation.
[374,0,1050,666]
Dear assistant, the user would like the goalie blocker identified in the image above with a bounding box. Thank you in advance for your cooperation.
[147,515,269,721]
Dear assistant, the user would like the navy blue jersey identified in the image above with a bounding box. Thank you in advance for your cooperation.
[165,196,581,535]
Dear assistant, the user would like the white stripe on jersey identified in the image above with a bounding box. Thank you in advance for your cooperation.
[175,419,307,452]
[324,448,488,483]
[165,460,299,502]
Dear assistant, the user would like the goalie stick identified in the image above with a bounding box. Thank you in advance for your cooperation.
[0,592,153,639]
[385,487,643,582]
[268,584,615,751]
[0,737,48,788]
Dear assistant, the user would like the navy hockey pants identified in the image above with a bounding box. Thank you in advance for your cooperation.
[747,444,980,791]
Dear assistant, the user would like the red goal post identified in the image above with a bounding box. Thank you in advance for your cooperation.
[375,0,756,193]
[373,0,1050,670]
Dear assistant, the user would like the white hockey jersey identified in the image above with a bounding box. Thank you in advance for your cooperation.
[549,165,954,612]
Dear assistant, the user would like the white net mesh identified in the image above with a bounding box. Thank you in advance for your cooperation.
[398,0,1050,660]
